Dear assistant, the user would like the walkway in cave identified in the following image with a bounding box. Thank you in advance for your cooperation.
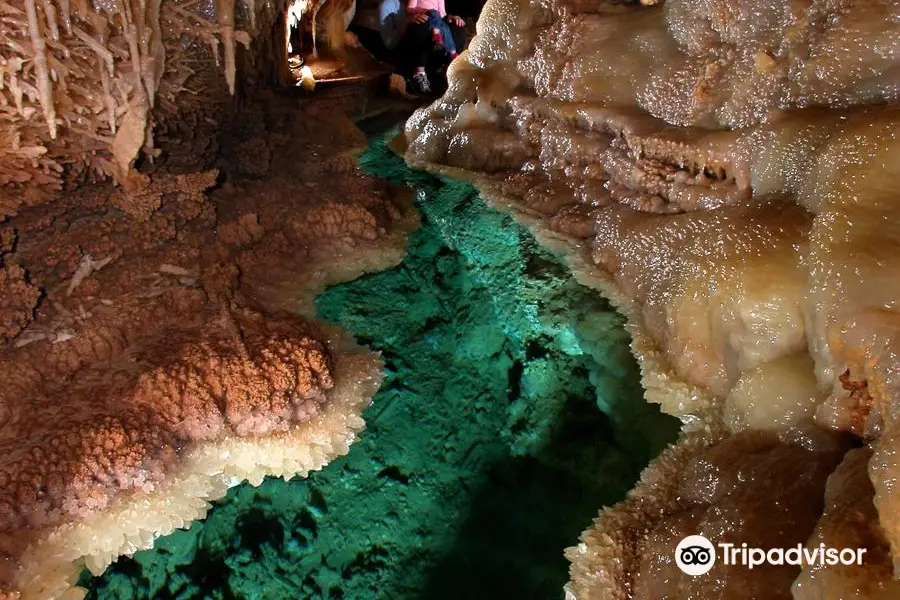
[82,131,677,600]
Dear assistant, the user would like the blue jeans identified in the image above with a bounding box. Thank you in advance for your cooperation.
[425,10,456,56]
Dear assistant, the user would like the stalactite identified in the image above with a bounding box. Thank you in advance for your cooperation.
[210,37,221,67]
[108,0,153,184]
[9,65,25,116]
[78,28,118,131]
[120,4,150,110]
[217,0,237,94]
[41,0,60,41]
[72,26,115,75]
[24,0,57,138]
[85,16,118,133]
[134,0,153,100]
[3,0,288,197]
[128,0,165,112]
[59,0,72,34]
[247,0,256,32]
[145,0,165,107]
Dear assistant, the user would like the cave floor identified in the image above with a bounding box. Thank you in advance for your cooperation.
[81,125,677,599]
[288,45,391,85]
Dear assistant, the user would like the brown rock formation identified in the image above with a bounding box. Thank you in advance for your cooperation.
[0,11,419,592]
[403,0,900,597]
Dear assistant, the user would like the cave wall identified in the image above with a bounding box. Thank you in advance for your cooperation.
[0,0,288,214]
[402,0,900,598]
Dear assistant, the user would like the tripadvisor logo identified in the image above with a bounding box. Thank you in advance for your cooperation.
[675,535,716,576]
[674,535,867,576]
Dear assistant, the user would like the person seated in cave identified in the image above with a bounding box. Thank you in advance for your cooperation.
[408,0,460,59]
[379,0,466,94]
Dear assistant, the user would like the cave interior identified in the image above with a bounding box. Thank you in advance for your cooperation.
[1,0,899,599]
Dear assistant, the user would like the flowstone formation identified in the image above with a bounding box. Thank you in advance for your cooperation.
[402,0,900,598]
[82,135,676,599]
[0,90,418,599]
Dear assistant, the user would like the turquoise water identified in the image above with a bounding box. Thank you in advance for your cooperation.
[83,133,678,599]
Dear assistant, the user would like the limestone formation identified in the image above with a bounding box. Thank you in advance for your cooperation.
[403,0,900,597]
[0,18,418,593]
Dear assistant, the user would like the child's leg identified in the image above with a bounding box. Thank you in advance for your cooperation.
[425,10,446,48]
[409,18,433,94]
[438,20,457,56]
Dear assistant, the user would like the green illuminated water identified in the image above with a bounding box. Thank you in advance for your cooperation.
[83,132,677,600]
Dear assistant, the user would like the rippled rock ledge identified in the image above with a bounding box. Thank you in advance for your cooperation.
[402,0,900,598]
[0,97,418,600]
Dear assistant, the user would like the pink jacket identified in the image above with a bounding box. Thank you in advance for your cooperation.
[407,0,445,17]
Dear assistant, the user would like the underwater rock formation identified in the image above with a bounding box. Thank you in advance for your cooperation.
[402,0,900,597]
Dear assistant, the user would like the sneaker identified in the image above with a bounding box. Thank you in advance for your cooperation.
[412,71,432,94]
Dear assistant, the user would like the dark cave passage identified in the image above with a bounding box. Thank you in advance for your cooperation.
[81,132,678,600]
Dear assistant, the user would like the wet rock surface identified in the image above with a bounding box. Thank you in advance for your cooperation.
[403,0,900,597]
